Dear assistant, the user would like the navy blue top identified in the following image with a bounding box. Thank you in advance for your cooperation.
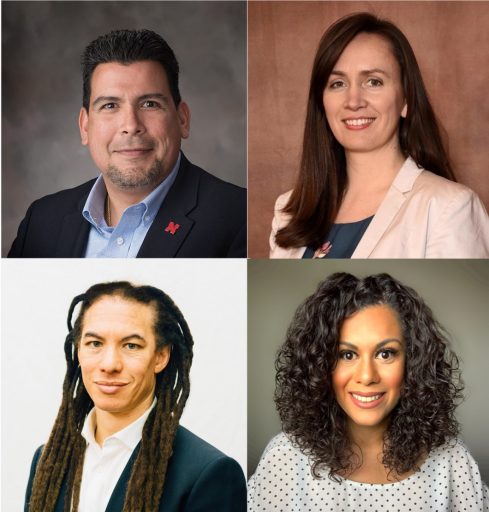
[303,216,373,259]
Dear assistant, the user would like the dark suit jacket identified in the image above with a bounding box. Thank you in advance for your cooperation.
[8,154,246,258]
[24,426,246,512]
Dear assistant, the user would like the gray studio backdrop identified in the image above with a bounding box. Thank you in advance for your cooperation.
[1,1,246,255]
[248,260,489,483]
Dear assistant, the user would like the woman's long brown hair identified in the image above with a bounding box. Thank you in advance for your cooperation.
[275,12,455,250]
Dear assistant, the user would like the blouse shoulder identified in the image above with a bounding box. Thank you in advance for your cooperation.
[421,439,489,510]
[255,432,304,463]
[428,437,483,472]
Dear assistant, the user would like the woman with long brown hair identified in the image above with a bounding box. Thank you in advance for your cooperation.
[270,13,489,258]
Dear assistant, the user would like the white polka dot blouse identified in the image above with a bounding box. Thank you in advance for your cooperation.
[248,433,489,511]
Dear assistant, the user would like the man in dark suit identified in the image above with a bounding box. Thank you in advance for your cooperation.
[24,281,246,511]
[8,29,246,258]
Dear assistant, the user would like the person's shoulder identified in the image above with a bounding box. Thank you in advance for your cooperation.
[426,437,484,473]
[184,157,246,197]
[164,426,245,511]
[259,432,307,465]
[426,439,489,507]
[431,438,476,459]
[172,426,240,471]
[27,179,96,212]
[413,167,479,205]
[30,445,44,468]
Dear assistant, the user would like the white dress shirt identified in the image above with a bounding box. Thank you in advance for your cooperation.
[78,400,156,512]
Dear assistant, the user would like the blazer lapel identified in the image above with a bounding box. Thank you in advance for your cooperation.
[105,443,141,512]
[352,157,423,258]
[54,196,91,257]
[137,154,199,258]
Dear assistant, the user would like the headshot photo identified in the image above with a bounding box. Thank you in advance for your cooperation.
[248,2,489,258]
[3,1,246,258]
[2,259,247,510]
[248,260,489,509]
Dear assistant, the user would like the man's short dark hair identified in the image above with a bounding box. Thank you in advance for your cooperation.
[81,28,181,111]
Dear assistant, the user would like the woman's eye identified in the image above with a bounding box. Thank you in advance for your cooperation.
[86,340,102,348]
[339,350,356,361]
[366,78,383,87]
[329,80,345,89]
[377,349,396,360]
[125,343,141,350]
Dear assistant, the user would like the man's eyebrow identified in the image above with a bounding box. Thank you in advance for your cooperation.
[91,96,120,108]
[91,93,170,109]
[329,68,391,78]
[138,93,170,104]
[82,332,147,343]
[338,338,403,350]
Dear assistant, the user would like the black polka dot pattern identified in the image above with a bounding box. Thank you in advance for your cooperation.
[248,433,489,511]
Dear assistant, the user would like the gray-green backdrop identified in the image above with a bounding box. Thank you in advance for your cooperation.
[248,260,489,483]
[2,1,246,255]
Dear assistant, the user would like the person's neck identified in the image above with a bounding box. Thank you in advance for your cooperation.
[345,147,406,194]
[103,182,160,227]
[348,420,386,454]
[93,395,154,446]
[345,419,419,484]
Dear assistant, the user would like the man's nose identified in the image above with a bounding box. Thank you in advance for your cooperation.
[99,346,123,373]
[120,105,145,135]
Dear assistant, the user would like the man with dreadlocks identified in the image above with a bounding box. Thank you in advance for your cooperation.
[24,282,246,512]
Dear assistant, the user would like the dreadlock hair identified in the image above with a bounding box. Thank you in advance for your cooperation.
[27,281,194,512]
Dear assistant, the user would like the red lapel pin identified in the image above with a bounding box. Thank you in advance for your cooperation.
[164,221,180,235]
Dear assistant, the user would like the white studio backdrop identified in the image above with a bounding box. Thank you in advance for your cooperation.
[1,259,247,510]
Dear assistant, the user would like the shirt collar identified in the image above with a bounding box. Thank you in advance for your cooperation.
[81,398,157,450]
[82,152,181,229]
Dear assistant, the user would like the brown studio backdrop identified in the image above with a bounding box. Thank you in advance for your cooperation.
[248,1,489,258]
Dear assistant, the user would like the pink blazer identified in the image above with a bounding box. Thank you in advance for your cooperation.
[269,157,489,258]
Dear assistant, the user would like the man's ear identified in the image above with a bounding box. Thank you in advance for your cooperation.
[154,345,171,374]
[177,101,191,139]
[79,107,89,146]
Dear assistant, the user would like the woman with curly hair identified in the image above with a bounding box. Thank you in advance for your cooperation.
[270,13,489,258]
[248,273,489,511]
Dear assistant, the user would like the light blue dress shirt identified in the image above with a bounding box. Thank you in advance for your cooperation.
[82,153,180,257]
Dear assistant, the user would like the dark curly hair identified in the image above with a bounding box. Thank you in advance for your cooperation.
[275,272,463,480]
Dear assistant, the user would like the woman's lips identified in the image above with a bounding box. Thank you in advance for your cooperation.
[349,391,386,408]
[343,117,375,130]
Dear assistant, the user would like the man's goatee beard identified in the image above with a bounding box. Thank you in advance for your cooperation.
[105,159,166,189]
